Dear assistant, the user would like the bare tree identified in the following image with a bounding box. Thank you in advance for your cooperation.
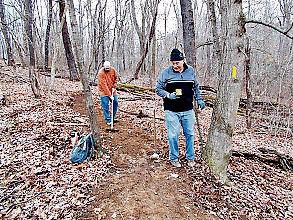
[49,2,68,90]
[66,0,101,151]
[204,0,247,183]
[244,38,252,129]
[134,0,160,79]
[206,0,221,78]
[130,0,146,75]
[0,0,14,65]
[179,0,196,67]
[59,0,78,81]
[24,0,41,98]
[44,0,53,69]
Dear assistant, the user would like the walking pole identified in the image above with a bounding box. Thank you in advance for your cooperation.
[194,104,205,160]
[153,98,156,148]
[110,88,114,130]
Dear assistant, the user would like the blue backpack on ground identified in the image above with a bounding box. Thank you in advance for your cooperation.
[70,133,95,164]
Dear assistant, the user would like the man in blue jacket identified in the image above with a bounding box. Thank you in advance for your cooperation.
[155,48,205,168]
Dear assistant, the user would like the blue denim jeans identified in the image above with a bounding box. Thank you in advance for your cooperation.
[100,96,118,123]
[164,109,195,162]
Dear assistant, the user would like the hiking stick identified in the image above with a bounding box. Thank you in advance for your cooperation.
[194,106,205,160]
[110,88,114,130]
[153,99,156,148]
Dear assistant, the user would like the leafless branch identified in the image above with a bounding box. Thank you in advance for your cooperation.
[246,20,293,40]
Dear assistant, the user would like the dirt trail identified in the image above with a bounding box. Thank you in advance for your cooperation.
[72,93,216,220]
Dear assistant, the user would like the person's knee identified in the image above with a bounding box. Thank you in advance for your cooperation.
[168,129,180,139]
[184,130,194,137]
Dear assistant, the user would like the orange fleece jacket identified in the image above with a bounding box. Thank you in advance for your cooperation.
[98,67,118,96]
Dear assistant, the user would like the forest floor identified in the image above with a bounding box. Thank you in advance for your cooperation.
[0,63,292,219]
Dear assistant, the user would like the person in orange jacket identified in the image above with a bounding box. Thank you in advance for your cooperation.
[97,61,118,125]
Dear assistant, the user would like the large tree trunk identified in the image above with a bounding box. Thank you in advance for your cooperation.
[179,0,196,67]
[0,0,14,66]
[204,0,247,183]
[44,0,53,69]
[66,0,101,152]
[24,0,41,98]
[59,0,78,81]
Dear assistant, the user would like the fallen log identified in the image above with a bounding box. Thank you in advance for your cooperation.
[232,147,292,171]
[117,83,290,114]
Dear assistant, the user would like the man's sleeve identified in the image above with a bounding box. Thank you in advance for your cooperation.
[155,70,169,98]
[193,69,203,101]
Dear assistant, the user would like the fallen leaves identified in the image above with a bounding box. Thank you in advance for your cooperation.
[0,72,111,219]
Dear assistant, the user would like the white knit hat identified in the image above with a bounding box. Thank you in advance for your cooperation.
[103,61,110,70]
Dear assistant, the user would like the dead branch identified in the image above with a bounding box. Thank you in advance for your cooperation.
[245,20,293,40]
[195,41,213,49]
[232,147,292,171]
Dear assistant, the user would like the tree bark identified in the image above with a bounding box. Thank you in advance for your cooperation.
[204,0,247,183]
[49,3,68,91]
[59,0,78,81]
[66,0,101,153]
[245,38,252,129]
[130,0,145,76]
[206,0,222,80]
[134,0,159,79]
[44,0,53,69]
[24,0,41,98]
[179,0,196,67]
[0,0,14,66]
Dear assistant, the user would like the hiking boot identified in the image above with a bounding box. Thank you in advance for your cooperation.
[187,160,195,167]
[170,161,181,168]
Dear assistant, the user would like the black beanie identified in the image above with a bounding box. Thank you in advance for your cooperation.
[170,48,184,61]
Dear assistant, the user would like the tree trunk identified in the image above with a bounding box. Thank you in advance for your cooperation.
[245,38,252,129]
[49,3,68,91]
[12,35,25,67]
[24,0,35,67]
[44,0,53,69]
[24,0,41,98]
[59,0,78,81]
[204,0,247,183]
[66,0,101,152]
[0,0,14,66]
[179,0,196,67]
[130,0,145,76]
[134,0,159,79]
[207,0,222,82]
